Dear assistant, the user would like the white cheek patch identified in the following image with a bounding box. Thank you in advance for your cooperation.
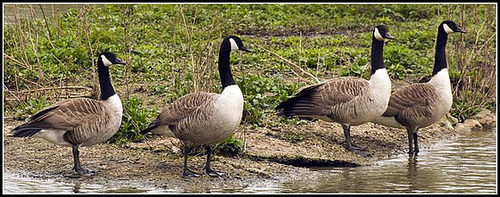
[443,23,454,34]
[374,27,384,41]
[101,55,113,67]
[229,38,239,51]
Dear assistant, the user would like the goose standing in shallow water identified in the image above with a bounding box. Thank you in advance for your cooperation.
[275,25,394,153]
[141,36,251,178]
[371,20,466,157]
[11,52,126,175]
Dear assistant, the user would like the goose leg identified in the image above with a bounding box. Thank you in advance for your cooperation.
[342,124,366,151]
[203,145,225,177]
[413,130,419,156]
[72,145,95,175]
[406,127,415,158]
[181,144,200,178]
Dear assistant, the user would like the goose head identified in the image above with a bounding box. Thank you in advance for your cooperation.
[99,51,126,67]
[227,36,252,52]
[373,25,394,41]
[441,20,466,34]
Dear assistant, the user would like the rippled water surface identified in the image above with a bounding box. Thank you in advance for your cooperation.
[3,3,497,194]
[4,128,496,194]
[271,128,497,193]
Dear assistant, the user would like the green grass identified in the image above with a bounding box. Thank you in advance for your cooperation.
[214,132,243,157]
[3,4,496,146]
[109,96,158,145]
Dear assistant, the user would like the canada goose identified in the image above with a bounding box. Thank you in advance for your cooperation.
[141,36,251,178]
[11,51,126,175]
[275,25,394,152]
[371,20,466,157]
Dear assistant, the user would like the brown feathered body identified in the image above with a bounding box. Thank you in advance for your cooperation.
[12,94,123,147]
[276,69,391,126]
[146,85,244,145]
[371,68,453,129]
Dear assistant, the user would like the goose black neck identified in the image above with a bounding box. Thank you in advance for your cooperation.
[97,60,116,100]
[370,37,386,75]
[432,28,449,76]
[218,39,236,89]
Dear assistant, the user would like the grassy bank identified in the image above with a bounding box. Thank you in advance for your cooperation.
[3,4,496,150]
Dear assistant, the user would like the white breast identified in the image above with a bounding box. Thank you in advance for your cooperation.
[103,94,123,118]
[101,94,123,140]
[423,68,453,127]
[208,85,244,143]
[428,68,452,106]
[218,85,244,127]
[363,68,392,122]
[368,69,392,100]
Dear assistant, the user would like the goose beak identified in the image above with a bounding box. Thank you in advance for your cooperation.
[385,33,395,39]
[115,58,126,65]
[456,27,466,33]
[240,46,252,52]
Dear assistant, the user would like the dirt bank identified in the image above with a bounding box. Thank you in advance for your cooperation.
[3,108,495,192]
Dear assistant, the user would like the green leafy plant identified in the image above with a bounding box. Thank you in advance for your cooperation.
[3,4,496,144]
[214,132,243,157]
[386,63,407,79]
[109,96,157,145]
[11,95,52,120]
[237,74,301,126]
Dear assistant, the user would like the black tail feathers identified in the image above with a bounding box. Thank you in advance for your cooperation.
[140,122,159,134]
[275,92,323,117]
[11,126,42,137]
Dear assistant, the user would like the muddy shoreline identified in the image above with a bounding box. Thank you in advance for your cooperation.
[3,108,496,193]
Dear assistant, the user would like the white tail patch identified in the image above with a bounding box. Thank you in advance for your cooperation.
[152,125,176,137]
[374,27,384,41]
[443,23,454,34]
[229,38,238,51]
[33,129,72,146]
[371,116,405,129]
[101,55,113,67]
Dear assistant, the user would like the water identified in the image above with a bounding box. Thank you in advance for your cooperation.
[270,128,497,193]
[3,171,165,194]
[4,128,496,194]
[3,3,496,194]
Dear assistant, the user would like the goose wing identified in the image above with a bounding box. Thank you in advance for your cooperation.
[276,77,369,118]
[320,77,371,121]
[147,92,218,128]
[12,98,110,142]
[382,83,438,126]
[317,77,369,106]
